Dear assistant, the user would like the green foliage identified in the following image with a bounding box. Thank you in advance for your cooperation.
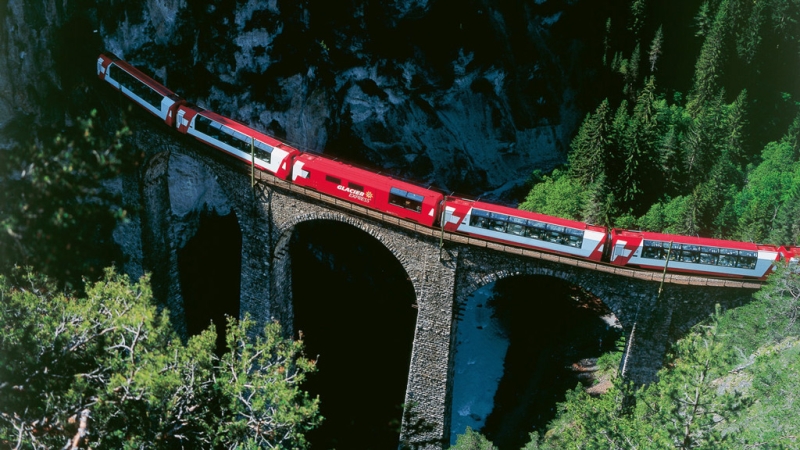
[0,268,320,449]
[730,338,800,448]
[0,111,134,289]
[568,100,612,187]
[648,306,744,449]
[732,114,800,243]
[519,169,587,221]
[521,0,800,244]
[448,427,498,450]
[535,266,800,449]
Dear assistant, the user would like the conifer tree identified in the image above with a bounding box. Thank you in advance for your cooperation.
[648,25,664,72]
[629,0,647,36]
[641,306,743,449]
[733,115,800,242]
[618,77,662,213]
[568,99,613,187]
[687,0,729,117]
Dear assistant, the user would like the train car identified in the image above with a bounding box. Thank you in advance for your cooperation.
[175,105,299,179]
[780,246,800,272]
[97,53,184,126]
[442,198,607,261]
[609,229,781,280]
[291,153,443,227]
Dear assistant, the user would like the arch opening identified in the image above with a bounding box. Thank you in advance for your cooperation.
[289,219,418,449]
[177,210,242,353]
[451,275,622,449]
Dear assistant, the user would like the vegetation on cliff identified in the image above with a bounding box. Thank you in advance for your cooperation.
[0,268,321,449]
[0,111,136,290]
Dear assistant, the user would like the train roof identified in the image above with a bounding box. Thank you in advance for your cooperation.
[462,198,606,232]
[297,153,443,199]
[612,228,779,251]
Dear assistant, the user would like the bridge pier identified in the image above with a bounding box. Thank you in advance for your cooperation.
[401,246,459,449]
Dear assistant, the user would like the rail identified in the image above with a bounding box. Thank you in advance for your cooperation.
[254,170,763,290]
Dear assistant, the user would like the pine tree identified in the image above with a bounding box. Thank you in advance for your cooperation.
[651,307,743,449]
[687,0,730,117]
[629,0,647,36]
[568,99,613,186]
[648,25,664,72]
[733,115,800,242]
[602,18,613,66]
[618,77,663,213]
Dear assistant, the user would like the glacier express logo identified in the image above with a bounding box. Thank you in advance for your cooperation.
[337,185,373,203]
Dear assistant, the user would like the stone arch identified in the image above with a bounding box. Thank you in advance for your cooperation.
[456,264,620,326]
[271,209,427,448]
[449,259,625,448]
[268,210,422,335]
[275,211,415,270]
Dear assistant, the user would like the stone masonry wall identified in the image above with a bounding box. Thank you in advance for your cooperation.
[452,245,757,384]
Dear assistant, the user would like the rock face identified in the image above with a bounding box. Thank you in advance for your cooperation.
[1,0,607,201]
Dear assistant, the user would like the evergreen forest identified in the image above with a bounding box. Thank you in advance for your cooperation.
[446,0,800,448]
[520,0,800,246]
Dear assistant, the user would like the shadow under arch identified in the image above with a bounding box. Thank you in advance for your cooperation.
[269,211,425,333]
[451,274,623,449]
[275,216,420,449]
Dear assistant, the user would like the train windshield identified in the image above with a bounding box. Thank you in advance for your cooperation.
[389,187,424,212]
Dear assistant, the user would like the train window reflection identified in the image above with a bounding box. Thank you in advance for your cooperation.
[467,209,584,248]
[641,240,761,270]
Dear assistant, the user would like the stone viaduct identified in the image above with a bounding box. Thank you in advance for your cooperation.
[134,139,762,449]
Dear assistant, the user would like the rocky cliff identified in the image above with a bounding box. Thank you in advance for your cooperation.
[1,0,609,201]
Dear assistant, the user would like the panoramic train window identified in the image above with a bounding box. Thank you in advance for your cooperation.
[108,64,164,110]
[193,115,260,156]
[719,248,738,267]
[348,182,365,192]
[699,246,719,265]
[468,209,584,248]
[325,175,341,185]
[525,221,548,240]
[737,251,758,269]
[388,187,423,212]
[641,240,759,270]
[489,213,509,233]
[507,216,527,236]
[252,140,273,164]
[469,209,491,229]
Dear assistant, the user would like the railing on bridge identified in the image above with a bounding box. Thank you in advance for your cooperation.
[253,170,763,290]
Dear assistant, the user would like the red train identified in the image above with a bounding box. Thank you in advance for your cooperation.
[98,53,797,281]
